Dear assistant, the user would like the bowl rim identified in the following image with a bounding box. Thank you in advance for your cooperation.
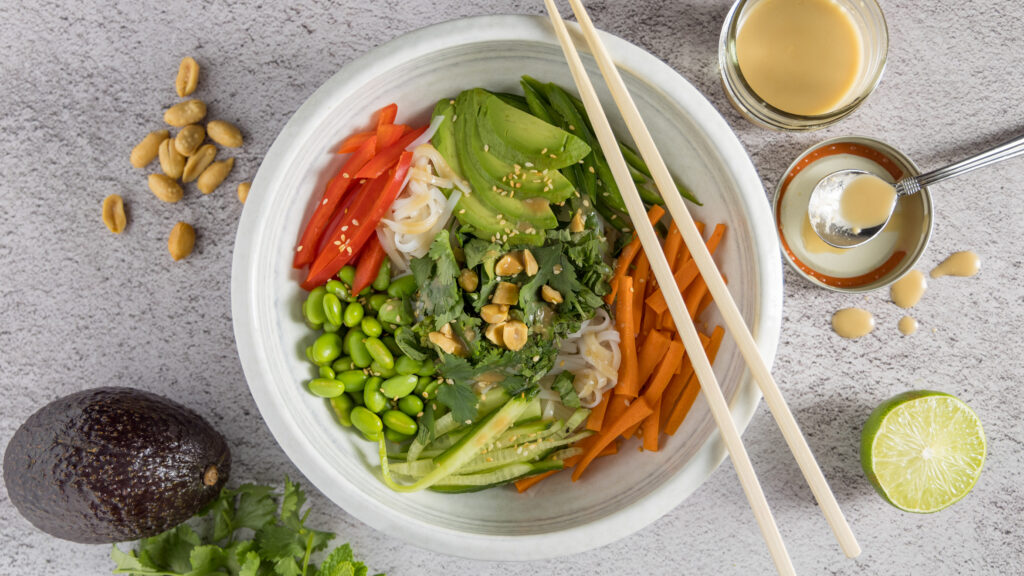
[232,13,783,561]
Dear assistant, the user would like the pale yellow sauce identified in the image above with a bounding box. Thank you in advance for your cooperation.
[931,251,981,278]
[890,270,927,309]
[736,0,863,116]
[840,174,897,233]
[802,214,846,254]
[898,316,918,335]
[832,307,875,339]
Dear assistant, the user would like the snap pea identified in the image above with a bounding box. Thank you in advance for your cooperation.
[415,359,437,377]
[350,406,383,439]
[380,374,418,399]
[382,410,418,436]
[368,293,389,312]
[321,320,341,333]
[338,265,357,286]
[414,375,433,396]
[398,395,424,417]
[303,286,327,325]
[337,369,368,393]
[308,377,345,398]
[325,279,352,302]
[322,293,343,326]
[370,360,396,379]
[364,336,394,370]
[318,366,336,379]
[345,329,372,368]
[383,428,414,444]
[329,394,354,427]
[363,376,388,413]
[311,332,344,365]
[343,302,364,327]
[387,275,418,299]
[372,260,391,292]
[360,316,383,338]
[382,335,402,355]
[394,355,421,376]
[331,356,355,372]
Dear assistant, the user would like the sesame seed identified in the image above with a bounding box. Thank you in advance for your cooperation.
[334,240,341,246]
[296,245,304,252]
[341,225,348,232]
[458,209,466,214]
[322,198,328,205]
[525,162,533,168]
[342,172,350,178]
[541,148,548,154]
[588,166,595,173]
[569,124,575,131]
[484,144,489,152]
[549,153,557,159]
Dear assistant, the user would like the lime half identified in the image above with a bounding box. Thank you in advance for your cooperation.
[861,391,986,513]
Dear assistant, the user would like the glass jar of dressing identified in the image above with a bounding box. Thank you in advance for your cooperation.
[719,0,888,130]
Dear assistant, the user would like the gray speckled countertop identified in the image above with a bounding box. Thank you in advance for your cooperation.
[2,1,1023,574]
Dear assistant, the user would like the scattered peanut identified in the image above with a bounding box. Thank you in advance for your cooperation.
[428,331,466,356]
[175,57,200,97]
[492,282,520,305]
[130,129,169,168]
[458,268,479,292]
[237,182,251,203]
[480,304,509,324]
[167,221,195,261]
[148,173,184,203]
[541,285,563,305]
[522,249,539,276]
[158,138,185,179]
[502,321,528,351]
[174,124,206,156]
[182,143,216,183]
[484,322,506,346]
[439,323,454,338]
[206,120,243,148]
[164,99,207,127]
[197,157,234,195]
[495,252,524,276]
[570,209,586,233]
[101,194,127,234]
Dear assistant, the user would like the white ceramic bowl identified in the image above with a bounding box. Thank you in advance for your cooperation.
[232,14,782,561]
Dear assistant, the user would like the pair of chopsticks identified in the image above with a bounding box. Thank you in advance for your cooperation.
[543,2,861,574]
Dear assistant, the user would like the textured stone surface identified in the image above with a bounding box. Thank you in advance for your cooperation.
[1,1,1022,574]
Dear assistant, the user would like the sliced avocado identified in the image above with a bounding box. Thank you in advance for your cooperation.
[477,92,591,170]
[430,98,461,178]
[453,189,545,246]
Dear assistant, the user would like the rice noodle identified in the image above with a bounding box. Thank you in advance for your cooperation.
[542,308,621,408]
[405,114,445,152]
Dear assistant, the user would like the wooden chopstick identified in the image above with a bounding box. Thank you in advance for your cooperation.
[541,3,795,575]
[564,0,861,561]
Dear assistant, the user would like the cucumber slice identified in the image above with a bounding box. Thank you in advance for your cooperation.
[428,459,565,493]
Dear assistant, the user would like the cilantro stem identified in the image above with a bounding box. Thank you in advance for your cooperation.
[300,531,314,576]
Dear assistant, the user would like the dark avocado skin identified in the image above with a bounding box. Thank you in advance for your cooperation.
[3,387,230,543]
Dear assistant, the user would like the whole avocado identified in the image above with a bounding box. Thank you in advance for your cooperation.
[3,387,230,543]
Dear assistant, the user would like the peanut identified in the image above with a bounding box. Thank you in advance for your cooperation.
[492,282,519,305]
[158,138,185,179]
[101,194,127,234]
[480,304,509,324]
[206,120,243,148]
[541,285,563,305]
[495,252,524,276]
[182,143,216,183]
[522,249,539,276]
[458,268,478,292]
[502,321,528,351]
[570,209,586,233]
[148,173,184,203]
[237,181,251,204]
[168,222,195,261]
[174,124,206,156]
[197,157,234,195]
[130,129,169,168]
[164,99,207,127]
[175,57,200,97]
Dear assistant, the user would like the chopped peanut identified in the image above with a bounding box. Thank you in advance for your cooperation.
[492,282,520,305]
[481,303,509,324]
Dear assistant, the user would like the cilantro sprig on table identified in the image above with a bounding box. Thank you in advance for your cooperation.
[111,478,381,576]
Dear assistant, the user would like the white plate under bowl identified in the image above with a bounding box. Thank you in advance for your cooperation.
[232,14,782,561]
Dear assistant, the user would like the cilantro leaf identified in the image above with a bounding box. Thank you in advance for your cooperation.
[111,546,160,575]
[233,484,277,532]
[437,381,479,423]
[551,372,581,408]
[139,525,202,574]
[237,551,261,576]
[316,544,368,576]
[186,545,226,576]
[410,231,462,329]
[254,525,305,561]
[279,477,306,532]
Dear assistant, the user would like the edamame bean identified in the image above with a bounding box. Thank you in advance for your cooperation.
[325,279,351,302]
[338,265,357,286]
[360,316,383,338]
[387,275,418,299]
[329,394,354,427]
[421,378,442,399]
[380,374,418,399]
[343,302,364,327]
[382,335,402,355]
[414,375,433,395]
[345,329,372,368]
[303,286,327,325]
[394,355,422,376]
[368,293,389,312]
[349,391,365,406]
[308,377,345,398]
[337,369,368,393]
[382,410,418,436]
[321,320,341,333]
[384,428,414,443]
[331,356,355,372]
[364,336,394,370]
[398,395,423,416]
[318,366,336,379]
[370,361,396,379]
[378,299,409,325]
[322,293,343,326]
[350,406,383,439]
[372,260,391,292]
[416,359,437,377]
[363,376,388,413]
[305,346,315,364]
[311,332,344,365]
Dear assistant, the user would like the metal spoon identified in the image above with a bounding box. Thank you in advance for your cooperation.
[809,132,1024,248]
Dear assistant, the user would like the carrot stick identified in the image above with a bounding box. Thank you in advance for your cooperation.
[515,441,619,492]
[573,399,654,481]
[604,205,665,305]
[614,276,640,397]
[639,303,659,340]
[642,398,661,452]
[641,339,685,402]
[631,252,649,330]
[586,390,612,432]
[646,292,668,315]
[603,394,631,430]
[662,223,683,269]
[696,273,726,319]
[637,330,670,385]
[665,326,726,436]
[677,221,706,267]
[685,277,708,319]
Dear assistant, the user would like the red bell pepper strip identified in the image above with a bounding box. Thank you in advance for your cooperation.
[351,234,386,295]
[293,134,378,269]
[314,179,366,257]
[353,126,427,180]
[303,150,413,288]
[377,103,398,127]
[336,130,375,154]
[376,123,409,153]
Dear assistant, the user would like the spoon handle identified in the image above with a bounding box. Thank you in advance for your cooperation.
[897,132,1024,195]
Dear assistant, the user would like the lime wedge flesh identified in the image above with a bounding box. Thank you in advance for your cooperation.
[861,391,986,513]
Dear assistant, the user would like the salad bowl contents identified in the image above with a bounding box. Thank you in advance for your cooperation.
[232,15,781,560]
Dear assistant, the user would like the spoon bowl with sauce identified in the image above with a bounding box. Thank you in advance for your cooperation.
[810,132,1024,248]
